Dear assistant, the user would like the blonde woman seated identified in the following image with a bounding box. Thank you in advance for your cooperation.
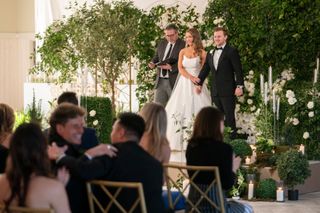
[0,103,15,173]
[0,123,70,213]
[139,102,171,164]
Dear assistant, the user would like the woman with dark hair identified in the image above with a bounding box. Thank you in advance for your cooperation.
[186,106,253,213]
[166,28,211,162]
[0,123,70,212]
[0,103,15,173]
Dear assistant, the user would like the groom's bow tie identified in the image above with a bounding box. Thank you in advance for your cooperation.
[215,47,223,50]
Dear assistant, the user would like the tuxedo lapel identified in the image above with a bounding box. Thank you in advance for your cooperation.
[217,47,227,70]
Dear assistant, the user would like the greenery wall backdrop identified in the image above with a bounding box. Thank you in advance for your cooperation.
[32,0,320,158]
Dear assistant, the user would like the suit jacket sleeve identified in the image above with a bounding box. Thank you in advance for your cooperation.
[230,48,244,86]
[151,40,162,64]
[58,155,112,180]
[198,53,211,85]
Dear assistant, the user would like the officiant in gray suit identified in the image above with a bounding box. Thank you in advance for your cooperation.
[148,24,185,106]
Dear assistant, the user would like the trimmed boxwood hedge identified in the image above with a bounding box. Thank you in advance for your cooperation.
[80,96,113,144]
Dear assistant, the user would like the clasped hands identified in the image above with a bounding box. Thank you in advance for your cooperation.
[148,62,172,71]
[47,142,118,161]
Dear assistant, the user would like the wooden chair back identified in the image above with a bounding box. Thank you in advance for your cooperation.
[0,204,54,213]
[163,163,226,213]
[86,180,147,213]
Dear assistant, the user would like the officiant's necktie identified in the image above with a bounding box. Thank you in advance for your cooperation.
[162,43,173,77]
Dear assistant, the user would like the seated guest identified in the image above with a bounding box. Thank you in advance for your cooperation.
[0,123,70,213]
[186,106,253,213]
[51,112,165,213]
[48,103,115,213]
[139,102,171,164]
[0,103,15,173]
[47,91,99,150]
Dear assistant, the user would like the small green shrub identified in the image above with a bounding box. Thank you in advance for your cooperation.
[256,178,277,199]
[80,96,113,144]
[228,139,252,158]
[277,149,311,189]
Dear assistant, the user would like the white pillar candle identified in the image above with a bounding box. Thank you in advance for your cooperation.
[245,156,251,165]
[276,187,284,202]
[264,82,268,105]
[314,69,318,84]
[272,90,276,113]
[276,97,280,120]
[248,181,254,200]
[260,74,264,96]
[317,57,319,72]
[268,66,272,90]
[299,144,305,155]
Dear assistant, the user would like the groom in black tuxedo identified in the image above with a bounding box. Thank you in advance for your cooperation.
[196,27,244,138]
[148,24,185,106]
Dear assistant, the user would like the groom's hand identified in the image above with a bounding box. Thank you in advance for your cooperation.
[234,87,243,96]
[159,64,172,70]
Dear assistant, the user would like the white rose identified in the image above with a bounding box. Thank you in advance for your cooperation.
[249,70,254,75]
[238,96,245,103]
[89,110,96,117]
[307,101,314,109]
[292,118,299,126]
[250,106,256,111]
[303,132,310,139]
[247,99,253,105]
[288,97,297,105]
[308,111,314,117]
[286,90,295,98]
[93,120,99,126]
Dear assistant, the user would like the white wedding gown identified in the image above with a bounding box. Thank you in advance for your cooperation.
[166,55,211,162]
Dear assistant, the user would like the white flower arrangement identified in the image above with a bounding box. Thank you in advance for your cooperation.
[286,90,295,98]
[288,97,297,105]
[292,118,299,126]
[303,132,310,139]
[89,110,96,117]
[307,101,314,109]
[93,119,99,126]
[308,111,314,118]
[247,99,253,105]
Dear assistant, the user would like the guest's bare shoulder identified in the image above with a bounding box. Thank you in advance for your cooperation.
[27,176,70,212]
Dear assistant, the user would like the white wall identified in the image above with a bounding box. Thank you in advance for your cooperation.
[0,0,34,110]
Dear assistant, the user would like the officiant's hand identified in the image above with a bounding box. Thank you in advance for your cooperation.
[148,62,156,69]
[195,86,202,94]
[234,87,243,97]
[48,142,68,160]
[159,64,172,70]
[85,144,118,158]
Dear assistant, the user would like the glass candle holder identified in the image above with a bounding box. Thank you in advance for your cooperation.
[276,181,285,202]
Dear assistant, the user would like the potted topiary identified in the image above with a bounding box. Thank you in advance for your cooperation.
[228,139,252,159]
[276,149,311,200]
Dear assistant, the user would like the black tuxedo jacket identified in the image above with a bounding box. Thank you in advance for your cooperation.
[198,44,244,97]
[58,141,165,213]
[152,38,185,89]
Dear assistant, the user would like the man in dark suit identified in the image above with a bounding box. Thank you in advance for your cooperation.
[56,91,99,150]
[149,24,186,106]
[196,27,244,139]
[53,112,165,213]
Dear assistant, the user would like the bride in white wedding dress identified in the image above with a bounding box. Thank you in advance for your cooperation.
[165,28,211,162]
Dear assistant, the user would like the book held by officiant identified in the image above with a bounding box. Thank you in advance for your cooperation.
[156,58,177,66]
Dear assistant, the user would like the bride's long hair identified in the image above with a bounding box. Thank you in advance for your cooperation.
[186,28,204,59]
